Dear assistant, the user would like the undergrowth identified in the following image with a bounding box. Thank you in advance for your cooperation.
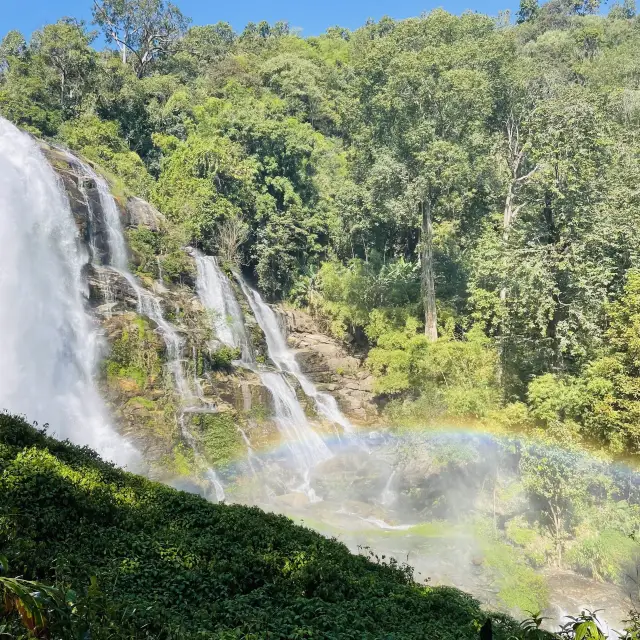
[0,413,529,639]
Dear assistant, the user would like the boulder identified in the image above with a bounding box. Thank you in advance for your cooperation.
[125,197,165,231]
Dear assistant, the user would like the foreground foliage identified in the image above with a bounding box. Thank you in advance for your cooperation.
[0,414,527,639]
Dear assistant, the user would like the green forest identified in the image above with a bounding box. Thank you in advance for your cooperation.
[4,0,640,457]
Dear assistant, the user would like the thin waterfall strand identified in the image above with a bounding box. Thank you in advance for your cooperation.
[237,278,353,433]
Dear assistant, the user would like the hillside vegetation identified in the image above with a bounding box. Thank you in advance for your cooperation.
[0,413,527,639]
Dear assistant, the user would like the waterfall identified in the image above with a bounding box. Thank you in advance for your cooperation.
[194,253,331,490]
[69,153,224,497]
[259,371,332,470]
[194,254,253,363]
[380,469,397,506]
[237,279,353,433]
[70,155,194,404]
[0,118,134,464]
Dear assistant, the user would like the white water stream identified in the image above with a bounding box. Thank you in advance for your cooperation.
[195,254,253,363]
[70,155,224,498]
[237,279,354,433]
[194,253,333,494]
[0,118,133,463]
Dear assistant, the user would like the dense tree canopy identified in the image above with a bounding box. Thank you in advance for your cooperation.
[3,0,640,456]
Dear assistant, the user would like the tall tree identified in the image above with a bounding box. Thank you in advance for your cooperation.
[92,0,190,77]
[30,19,96,117]
[350,12,498,339]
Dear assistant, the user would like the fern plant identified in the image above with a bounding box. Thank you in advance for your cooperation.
[0,554,66,637]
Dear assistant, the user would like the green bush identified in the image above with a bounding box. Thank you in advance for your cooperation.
[103,316,163,391]
[370,324,501,420]
[505,516,553,567]
[567,530,640,584]
[190,411,245,466]
[0,414,528,639]
[127,223,195,284]
[479,532,550,616]
[208,345,241,370]
[126,227,161,277]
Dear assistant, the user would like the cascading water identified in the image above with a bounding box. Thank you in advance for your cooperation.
[69,155,194,404]
[70,154,224,498]
[0,118,133,464]
[380,469,397,506]
[194,253,331,493]
[195,254,253,363]
[259,371,332,470]
[237,278,354,433]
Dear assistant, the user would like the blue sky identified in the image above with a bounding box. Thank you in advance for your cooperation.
[2,0,518,43]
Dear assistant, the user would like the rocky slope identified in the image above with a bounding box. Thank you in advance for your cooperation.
[278,307,378,423]
[42,142,376,480]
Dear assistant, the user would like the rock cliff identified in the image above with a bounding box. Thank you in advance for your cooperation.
[278,307,378,423]
[43,146,378,479]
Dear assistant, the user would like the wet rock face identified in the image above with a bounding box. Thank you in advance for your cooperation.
[41,144,91,240]
[125,197,165,231]
[278,307,378,423]
[41,144,112,264]
[88,266,139,318]
[209,369,272,413]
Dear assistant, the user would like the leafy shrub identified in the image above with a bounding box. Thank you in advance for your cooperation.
[207,345,241,370]
[479,532,550,616]
[190,411,244,466]
[103,316,163,392]
[126,227,161,277]
[505,516,553,567]
[59,114,153,197]
[0,414,527,639]
[312,257,419,340]
[127,222,194,284]
[370,324,501,419]
[567,530,640,584]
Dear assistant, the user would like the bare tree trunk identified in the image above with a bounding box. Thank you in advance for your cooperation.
[549,502,562,568]
[498,115,537,381]
[500,184,515,304]
[60,71,66,111]
[421,199,437,341]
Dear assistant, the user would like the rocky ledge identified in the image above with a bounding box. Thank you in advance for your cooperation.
[278,307,378,423]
